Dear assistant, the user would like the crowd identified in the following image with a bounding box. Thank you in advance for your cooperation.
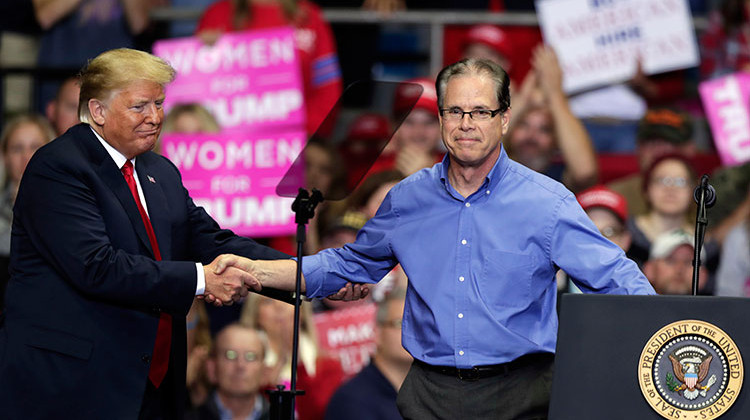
[1,0,749,419]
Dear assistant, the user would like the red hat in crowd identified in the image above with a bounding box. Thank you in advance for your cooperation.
[576,185,629,223]
[346,113,392,142]
[463,24,514,61]
[393,78,439,118]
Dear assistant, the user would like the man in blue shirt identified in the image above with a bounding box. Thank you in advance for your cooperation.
[215,58,655,419]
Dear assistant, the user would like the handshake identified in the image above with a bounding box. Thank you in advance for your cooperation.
[198,254,370,306]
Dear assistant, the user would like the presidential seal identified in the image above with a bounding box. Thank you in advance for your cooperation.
[638,320,743,419]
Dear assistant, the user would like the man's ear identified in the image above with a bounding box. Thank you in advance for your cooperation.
[45,100,56,123]
[501,108,512,136]
[88,98,106,126]
[205,358,217,385]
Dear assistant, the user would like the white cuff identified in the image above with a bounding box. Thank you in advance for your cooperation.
[195,263,206,295]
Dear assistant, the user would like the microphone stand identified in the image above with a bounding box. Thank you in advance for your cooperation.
[692,174,715,296]
[267,188,323,420]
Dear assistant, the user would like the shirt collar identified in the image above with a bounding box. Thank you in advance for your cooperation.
[213,392,263,420]
[438,144,509,193]
[90,125,135,170]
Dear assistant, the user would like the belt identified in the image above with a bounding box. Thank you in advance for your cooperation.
[414,352,553,381]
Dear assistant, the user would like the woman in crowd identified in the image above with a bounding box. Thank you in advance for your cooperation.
[627,153,697,267]
[0,114,54,309]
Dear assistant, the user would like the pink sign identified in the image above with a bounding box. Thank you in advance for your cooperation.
[314,303,377,377]
[153,28,305,131]
[699,73,750,166]
[161,130,305,236]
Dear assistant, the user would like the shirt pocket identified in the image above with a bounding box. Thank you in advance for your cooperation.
[479,250,534,309]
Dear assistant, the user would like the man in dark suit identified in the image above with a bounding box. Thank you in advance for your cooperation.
[0,48,293,419]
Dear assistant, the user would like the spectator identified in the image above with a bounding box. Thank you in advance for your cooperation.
[240,293,345,420]
[186,300,213,407]
[0,114,55,311]
[608,108,697,217]
[33,0,156,108]
[325,288,411,420]
[196,0,343,135]
[340,113,393,190]
[461,24,514,81]
[162,103,221,134]
[626,153,697,267]
[506,45,598,193]
[714,218,750,297]
[700,0,750,79]
[386,78,444,177]
[45,76,81,136]
[643,229,707,295]
[577,185,632,253]
[189,324,271,420]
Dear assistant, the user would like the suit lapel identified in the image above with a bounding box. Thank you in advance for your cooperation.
[136,155,172,260]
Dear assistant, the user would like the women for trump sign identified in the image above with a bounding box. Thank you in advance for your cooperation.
[153,27,305,132]
[699,73,750,167]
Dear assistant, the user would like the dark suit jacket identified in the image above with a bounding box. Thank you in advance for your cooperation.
[0,124,288,419]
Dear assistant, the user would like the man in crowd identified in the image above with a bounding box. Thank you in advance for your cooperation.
[644,229,707,295]
[45,75,81,136]
[213,58,654,419]
[325,288,412,420]
[506,45,598,193]
[190,324,270,420]
[0,48,332,419]
[577,185,632,253]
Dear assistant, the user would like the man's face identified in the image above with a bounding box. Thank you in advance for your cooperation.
[508,108,555,172]
[439,74,509,168]
[49,79,81,135]
[585,208,631,252]
[648,245,702,295]
[377,298,412,365]
[394,109,441,153]
[212,327,265,398]
[94,80,165,159]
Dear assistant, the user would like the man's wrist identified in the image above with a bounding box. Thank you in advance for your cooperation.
[195,263,205,295]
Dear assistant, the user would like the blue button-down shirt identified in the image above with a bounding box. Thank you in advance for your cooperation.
[303,147,654,368]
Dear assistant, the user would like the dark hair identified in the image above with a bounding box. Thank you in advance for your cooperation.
[435,58,510,112]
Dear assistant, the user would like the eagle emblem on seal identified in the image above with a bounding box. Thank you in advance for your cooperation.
[668,346,717,400]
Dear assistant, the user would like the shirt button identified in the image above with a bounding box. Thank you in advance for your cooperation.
[458,313,464,319]
[486,190,490,195]
[461,239,467,245]
[459,276,465,282]
[465,202,471,207]
[459,350,465,356]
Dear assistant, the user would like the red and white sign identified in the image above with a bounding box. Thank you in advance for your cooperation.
[161,131,304,236]
[314,303,377,377]
[699,73,750,166]
[536,0,699,93]
[153,28,305,132]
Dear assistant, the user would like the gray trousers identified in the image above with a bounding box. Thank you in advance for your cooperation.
[396,355,554,420]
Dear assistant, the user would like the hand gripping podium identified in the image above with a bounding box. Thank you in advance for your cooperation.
[549,294,749,419]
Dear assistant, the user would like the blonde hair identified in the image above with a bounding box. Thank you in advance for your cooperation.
[78,48,176,124]
[162,103,221,134]
[0,114,55,154]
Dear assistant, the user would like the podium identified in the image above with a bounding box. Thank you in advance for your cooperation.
[549,294,749,419]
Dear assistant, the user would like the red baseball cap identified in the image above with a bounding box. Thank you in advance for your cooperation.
[576,185,629,222]
[463,24,514,61]
[346,113,392,142]
[393,77,438,118]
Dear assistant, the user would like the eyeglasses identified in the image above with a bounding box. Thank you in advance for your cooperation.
[600,226,624,239]
[651,176,688,188]
[221,350,260,362]
[439,107,503,121]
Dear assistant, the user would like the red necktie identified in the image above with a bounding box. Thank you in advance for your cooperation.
[121,160,172,388]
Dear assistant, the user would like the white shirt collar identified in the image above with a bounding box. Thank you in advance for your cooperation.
[90,125,134,170]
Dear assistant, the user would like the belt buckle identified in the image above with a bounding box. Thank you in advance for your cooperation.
[457,367,480,381]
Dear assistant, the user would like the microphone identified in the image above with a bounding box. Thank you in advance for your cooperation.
[693,174,716,208]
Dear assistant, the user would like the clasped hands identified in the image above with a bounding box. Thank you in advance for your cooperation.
[199,254,370,306]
